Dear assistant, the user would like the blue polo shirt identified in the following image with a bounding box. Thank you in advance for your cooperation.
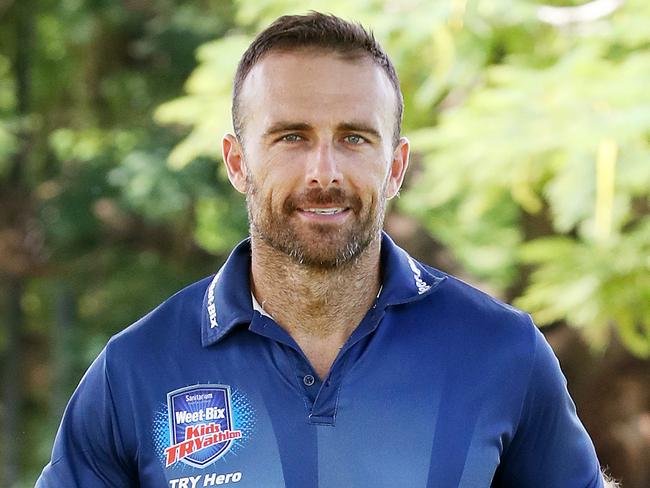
[37,233,603,487]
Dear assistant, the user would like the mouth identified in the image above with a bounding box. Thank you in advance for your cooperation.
[286,188,358,223]
[300,207,348,215]
[296,206,352,222]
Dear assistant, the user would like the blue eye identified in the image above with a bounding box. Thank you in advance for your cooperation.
[281,134,302,142]
[344,135,366,145]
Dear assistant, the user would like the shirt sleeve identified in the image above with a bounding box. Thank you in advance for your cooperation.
[493,323,604,488]
[36,347,136,487]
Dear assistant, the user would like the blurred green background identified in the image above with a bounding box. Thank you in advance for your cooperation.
[1,0,649,486]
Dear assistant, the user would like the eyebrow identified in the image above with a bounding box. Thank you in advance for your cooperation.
[263,122,312,138]
[262,121,383,141]
[337,122,382,141]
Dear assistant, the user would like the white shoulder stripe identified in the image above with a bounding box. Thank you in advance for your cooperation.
[206,269,222,328]
[406,255,431,295]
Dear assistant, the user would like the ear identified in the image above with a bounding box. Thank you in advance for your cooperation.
[222,133,248,194]
[385,136,410,199]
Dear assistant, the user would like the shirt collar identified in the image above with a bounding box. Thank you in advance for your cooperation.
[251,291,271,318]
[377,232,446,306]
[201,232,446,347]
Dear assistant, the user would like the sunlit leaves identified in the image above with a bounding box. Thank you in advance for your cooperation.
[402,1,650,355]
[0,54,17,176]
[0,123,16,176]
[194,194,249,254]
[516,219,650,356]
[155,36,250,169]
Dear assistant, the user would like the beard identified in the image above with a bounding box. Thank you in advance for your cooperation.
[245,172,387,270]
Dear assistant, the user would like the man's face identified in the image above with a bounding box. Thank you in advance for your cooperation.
[223,49,408,268]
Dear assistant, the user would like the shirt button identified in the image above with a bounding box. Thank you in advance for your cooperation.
[303,374,315,386]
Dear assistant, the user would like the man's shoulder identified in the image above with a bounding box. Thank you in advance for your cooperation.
[423,264,529,319]
[416,263,537,348]
[104,275,213,359]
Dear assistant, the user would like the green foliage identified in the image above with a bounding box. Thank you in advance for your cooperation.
[0,1,240,484]
[516,220,650,356]
[401,0,650,356]
[155,35,251,168]
[0,55,16,174]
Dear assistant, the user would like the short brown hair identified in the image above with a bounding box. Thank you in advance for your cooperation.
[232,11,403,147]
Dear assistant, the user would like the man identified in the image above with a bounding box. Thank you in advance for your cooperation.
[38,12,614,488]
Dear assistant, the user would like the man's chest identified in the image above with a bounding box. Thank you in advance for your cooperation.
[118,335,518,488]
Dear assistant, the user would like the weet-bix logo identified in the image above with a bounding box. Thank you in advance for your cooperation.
[165,385,242,468]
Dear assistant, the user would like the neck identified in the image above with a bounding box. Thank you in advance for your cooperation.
[250,235,382,340]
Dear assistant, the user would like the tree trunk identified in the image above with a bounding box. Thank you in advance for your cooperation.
[52,284,75,420]
[1,0,33,483]
[1,278,24,486]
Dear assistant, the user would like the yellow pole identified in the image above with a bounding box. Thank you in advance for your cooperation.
[594,138,618,242]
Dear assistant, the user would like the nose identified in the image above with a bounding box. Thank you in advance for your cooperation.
[305,141,342,189]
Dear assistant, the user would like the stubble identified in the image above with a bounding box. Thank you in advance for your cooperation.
[245,170,387,270]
